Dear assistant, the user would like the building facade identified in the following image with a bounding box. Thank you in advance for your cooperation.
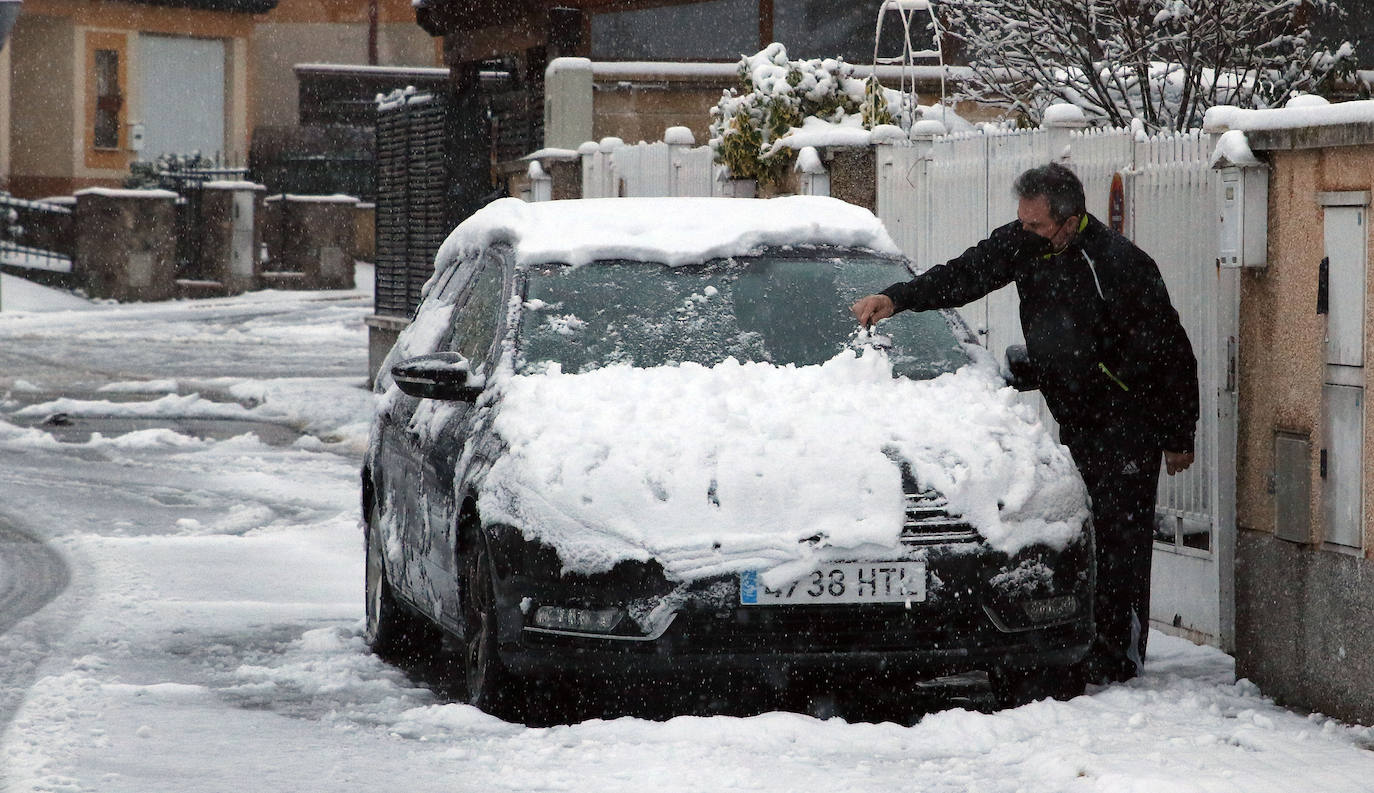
[3,0,271,197]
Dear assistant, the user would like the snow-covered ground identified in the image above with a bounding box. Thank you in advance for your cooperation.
[2,269,1374,792]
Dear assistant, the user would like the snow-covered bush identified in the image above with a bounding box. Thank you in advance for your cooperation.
[939,0,1357,132]
[709,44,903,187]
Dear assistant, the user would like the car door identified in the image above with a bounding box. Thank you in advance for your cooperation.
[373,251,482,612]
[415,246,513,632]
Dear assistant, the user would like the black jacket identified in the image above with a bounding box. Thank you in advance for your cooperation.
[881,215,1198,453]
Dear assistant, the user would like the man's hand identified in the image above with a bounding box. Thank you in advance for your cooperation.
[1164,450,1194,476]
[851,294,895,328]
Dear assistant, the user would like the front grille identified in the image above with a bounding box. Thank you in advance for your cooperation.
[901,490,980,545]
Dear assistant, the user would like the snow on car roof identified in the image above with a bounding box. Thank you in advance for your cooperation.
[433,196,903,270]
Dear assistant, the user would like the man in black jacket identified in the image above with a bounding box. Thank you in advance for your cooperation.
[851,162,1198,684]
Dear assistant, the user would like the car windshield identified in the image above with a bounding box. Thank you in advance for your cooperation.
[517,251,970,379]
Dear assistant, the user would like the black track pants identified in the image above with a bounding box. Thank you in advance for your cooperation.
[1063,430,1162,675]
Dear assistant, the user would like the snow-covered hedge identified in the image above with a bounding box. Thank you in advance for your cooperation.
[709,44,902,187]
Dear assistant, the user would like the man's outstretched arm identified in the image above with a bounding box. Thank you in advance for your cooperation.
[849,221,1043,326]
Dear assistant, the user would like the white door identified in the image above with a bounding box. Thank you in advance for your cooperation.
[138,35,225,160]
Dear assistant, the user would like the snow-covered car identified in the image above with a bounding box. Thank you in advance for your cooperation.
[362,196,1095,716]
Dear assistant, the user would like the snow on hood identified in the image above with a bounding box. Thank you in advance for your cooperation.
[432,196,901,271]
[477,349,1088,585]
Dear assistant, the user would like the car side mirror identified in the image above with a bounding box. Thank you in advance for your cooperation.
[390,352,484,402]
[1004,344,1039,392]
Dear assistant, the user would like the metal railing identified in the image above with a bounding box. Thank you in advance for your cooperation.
[0,193,76,286]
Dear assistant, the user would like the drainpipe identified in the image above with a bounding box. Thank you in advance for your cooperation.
[0,0,20,52]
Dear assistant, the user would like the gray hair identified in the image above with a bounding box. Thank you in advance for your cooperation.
[1013,163,1086,223]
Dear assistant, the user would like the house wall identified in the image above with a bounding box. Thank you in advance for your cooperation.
[7,0,254,198]
[9,13,76,197]
[252,0,441,129]
[1235,143,1374,725]
[0,40,11,189]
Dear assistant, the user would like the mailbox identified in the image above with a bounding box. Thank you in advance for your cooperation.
[1217,165,1268,268]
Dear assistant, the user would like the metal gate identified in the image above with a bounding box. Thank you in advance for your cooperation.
[374,90,457,318]
[876,120,1235,650]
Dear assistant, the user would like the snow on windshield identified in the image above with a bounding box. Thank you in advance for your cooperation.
[478,348,1088,585]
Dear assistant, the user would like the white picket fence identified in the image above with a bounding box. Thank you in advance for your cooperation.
[555,119,1234,646]
[880,120,1231,646]
[580,139,719,199]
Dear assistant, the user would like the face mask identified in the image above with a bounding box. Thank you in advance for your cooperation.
[1010,221,1055,258]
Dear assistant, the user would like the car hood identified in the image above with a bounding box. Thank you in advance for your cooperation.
[476,348,1088,585]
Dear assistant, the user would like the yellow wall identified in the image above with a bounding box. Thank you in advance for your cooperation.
[1238,145,1374,554]
[0,37,11,187]
[9,14,76,196]
[7,1,253,197]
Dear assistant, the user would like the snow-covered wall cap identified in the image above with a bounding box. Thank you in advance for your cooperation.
[546,56,592,79]
[75,187,178,200]
[664,126,696,146]
[203,180,266,191]
[911,119,947,139]
[576,141,600,156]
[869,124,908,144]
[1209,130,1262,169]
[435,196,901,270]
[1204,99,1374,133]
[522,147,580,162]
[266,193,360,204]
[598,137,625,152]
[1042,103,1088,128]
[1286,94,1330,109]
[795,146,826,174]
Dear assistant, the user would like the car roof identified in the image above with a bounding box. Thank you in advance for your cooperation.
[434,196,902,270]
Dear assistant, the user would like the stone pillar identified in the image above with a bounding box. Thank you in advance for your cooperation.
[73,188,179,302]
[354,202,375,261]
[199,181,267,295]
[827,147,877,212]
[265,194,358,290]
[548,158,582,200]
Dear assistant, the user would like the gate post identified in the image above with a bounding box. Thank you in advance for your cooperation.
[73,188,179,302]
[199,181,266,295]
[1042,103,1089,163]
[666,126,696,197]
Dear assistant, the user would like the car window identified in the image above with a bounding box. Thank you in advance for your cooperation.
[449,252,506,364]
[517,251,970,379]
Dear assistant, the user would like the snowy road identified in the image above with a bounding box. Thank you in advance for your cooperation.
[2,268,1374,792]
[0,522,67,640]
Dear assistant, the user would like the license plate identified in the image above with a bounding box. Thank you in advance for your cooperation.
[739,562,927,605]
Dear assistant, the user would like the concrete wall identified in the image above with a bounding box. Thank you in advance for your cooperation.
[251,0,441,129]
[250,22,439,128]
[592,82,732,151]
[1234,142,1374,724]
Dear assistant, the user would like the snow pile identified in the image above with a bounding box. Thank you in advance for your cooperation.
[479,349,1087,583]
[433,196,900,271]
